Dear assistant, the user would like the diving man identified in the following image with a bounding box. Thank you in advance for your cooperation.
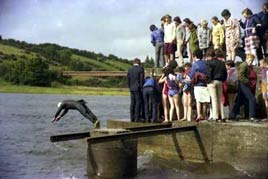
[52,99,100,128]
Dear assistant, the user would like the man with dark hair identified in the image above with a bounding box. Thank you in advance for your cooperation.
[127,58,145,122]
[215,49,225,61]
[150,24,164,67]
[206,49,227,122]
[52,99,100,128]
[192,48,204,59]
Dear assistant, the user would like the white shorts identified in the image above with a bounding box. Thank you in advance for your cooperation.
[194,86,210,103]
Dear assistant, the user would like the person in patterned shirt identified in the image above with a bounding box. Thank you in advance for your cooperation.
[221,9,241,61]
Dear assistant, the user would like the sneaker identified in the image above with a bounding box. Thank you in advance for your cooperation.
[93,120,100,128]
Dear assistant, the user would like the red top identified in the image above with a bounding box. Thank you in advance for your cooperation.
[162,82,169,96]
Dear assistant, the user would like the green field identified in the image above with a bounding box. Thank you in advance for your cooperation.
[0,80,129,96]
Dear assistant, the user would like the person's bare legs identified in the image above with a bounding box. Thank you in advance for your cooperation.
[187,94,192,121]
[262,99,268,122]
[169,96,175,122]
[181,93,188,120]
[164,55,169,66]
[162,94,169,122]
[173,94,181,120]
[170,54,175,61]
[196,102,203,120]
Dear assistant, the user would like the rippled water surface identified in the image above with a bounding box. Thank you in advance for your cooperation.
[0,93,258,179]
[0,93,130,179]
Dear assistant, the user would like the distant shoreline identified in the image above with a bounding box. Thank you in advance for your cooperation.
[0,84,129,96]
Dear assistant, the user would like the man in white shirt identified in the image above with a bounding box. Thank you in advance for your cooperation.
[163,14,176,67]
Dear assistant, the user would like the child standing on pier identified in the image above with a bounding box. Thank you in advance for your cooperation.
[177,63,192,121]
[260,58,268,121]
[159,68,170,123]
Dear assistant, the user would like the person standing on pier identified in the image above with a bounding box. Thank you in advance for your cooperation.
[174,16,186,67]
[188,49,210,121]
[206,49,228,122]
[211,16,225,50]
[230,54,257,122]
[198,19,211,56]
[127,58,145,122]
[240,8,262,63]
[52,99,100,128]
[260,58,268,122]
[150,24,164,68]
[143,74,159,123]
[221,9,241,61]
[163,14,176,67]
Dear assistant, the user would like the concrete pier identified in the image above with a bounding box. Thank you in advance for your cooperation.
[87,129,137,178]
[107,120,268,177]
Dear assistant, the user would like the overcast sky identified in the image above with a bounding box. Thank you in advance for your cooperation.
[0,0,265,61]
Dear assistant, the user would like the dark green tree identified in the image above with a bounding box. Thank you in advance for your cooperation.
[143,56,155,68]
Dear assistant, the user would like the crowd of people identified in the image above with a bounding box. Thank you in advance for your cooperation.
[127,3,268,123]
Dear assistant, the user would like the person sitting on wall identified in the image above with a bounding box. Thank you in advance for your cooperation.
[52,99,100,128]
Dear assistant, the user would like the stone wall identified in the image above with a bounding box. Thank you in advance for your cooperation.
[107,120,268,177]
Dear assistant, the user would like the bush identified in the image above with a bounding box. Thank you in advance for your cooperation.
[0,57,52,86]
[50,81,62,88]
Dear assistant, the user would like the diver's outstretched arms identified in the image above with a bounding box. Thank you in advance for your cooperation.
[51,116,61,123]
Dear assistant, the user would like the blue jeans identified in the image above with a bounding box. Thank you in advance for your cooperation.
[143,87,158,122]
[231,81,256,118]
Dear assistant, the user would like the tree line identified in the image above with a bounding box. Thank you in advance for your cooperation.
[0,37,155,87]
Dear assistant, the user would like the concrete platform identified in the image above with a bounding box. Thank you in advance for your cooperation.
[107,120,268,177]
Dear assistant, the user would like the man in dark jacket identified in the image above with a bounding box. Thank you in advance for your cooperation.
[52,99,100,128]
[206,49,227,121]
[127,58,145,122]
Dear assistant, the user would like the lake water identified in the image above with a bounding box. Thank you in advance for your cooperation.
[0,93,254,179]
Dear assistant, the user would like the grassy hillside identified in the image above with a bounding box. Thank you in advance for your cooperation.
[0,43,38,60]
[71,54,121,71]
[0,38,132,90]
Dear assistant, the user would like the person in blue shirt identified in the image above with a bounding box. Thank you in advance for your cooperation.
[188,49,210,121]
[257,3,268,57]
[143,74,159,123]
[240,8,262,61]
[150,24,164,67]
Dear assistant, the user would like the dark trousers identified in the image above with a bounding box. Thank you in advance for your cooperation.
[231,81,256,118]
[143,87,158,122]
[155,42,164,67]
[130,91,142,122]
